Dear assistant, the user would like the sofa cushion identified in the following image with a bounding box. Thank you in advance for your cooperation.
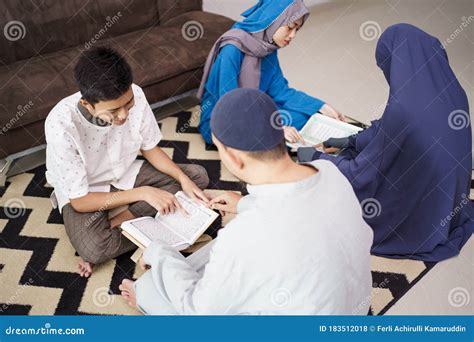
[0,11,234,131]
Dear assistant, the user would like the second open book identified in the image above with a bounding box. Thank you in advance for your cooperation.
[121,191,219,251]
[287,114,363,150]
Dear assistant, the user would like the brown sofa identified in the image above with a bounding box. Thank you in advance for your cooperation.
[0,0,234,159]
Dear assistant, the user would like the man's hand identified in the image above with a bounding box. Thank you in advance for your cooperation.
[319,104,346,122]
[140,186,183,215]
[180,176,210,205]
[283,126,304,143]
[209,192,243,215]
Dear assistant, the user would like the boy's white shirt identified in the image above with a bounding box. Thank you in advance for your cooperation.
[137,160,374,315]
[45,84,162,212]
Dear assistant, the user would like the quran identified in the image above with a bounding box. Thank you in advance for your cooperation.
[121,191,218,251]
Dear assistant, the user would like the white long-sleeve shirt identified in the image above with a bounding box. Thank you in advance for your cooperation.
[136,160,374,315]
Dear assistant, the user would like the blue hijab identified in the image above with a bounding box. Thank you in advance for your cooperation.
[234,0,306,32]
[198,0,309,99]
[320,24,473,261]
[198,0,323,144]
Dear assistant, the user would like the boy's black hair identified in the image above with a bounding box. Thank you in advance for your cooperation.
[74,46,133,105]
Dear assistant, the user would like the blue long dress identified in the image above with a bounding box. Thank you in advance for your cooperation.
[316,24,473,262]
[199,1,325,144]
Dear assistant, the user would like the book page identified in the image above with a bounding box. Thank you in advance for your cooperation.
[127,217,185,248]
[287,114,363,149]
[301,115,363,145]
[156,191,218,243]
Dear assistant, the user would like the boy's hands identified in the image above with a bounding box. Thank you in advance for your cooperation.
[209,192,243,215]
[180,176,210,205]
[141,147,210,206]
[140,186,183,215]
[139,177,209,216]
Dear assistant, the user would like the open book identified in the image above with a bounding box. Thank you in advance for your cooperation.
[121,191,219,251]
[287,114,363,150]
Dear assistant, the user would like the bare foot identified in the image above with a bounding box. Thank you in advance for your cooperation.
[78,259,93,278]
[119,279,137,308]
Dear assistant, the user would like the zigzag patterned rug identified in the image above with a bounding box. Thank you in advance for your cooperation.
[0,107,470,315]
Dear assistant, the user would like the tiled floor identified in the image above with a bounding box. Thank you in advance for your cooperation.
[276,0,473,125]
[386,237,473,315]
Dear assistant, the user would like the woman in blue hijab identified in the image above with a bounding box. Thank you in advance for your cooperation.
[299,23,473,262]
[197,0,344,145]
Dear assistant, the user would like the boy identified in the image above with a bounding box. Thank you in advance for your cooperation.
[45,47,209,277]
[120,88,373,314]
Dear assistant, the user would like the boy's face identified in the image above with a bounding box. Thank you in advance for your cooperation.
[81,87,135,126]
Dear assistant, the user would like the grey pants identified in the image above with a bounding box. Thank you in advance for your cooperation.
[62,161,209,265]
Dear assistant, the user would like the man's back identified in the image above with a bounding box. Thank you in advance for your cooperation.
[192,160,373,314]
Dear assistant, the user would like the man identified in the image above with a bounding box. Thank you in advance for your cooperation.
[120,88,373,314]
[45,47,209,277]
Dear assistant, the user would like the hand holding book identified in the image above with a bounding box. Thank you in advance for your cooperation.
[319,103,346,122]
[315,137,351,154]
[286,114,363,151]
[121,191,219,251]
[180,175,210,206]
[283,126,304,144]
